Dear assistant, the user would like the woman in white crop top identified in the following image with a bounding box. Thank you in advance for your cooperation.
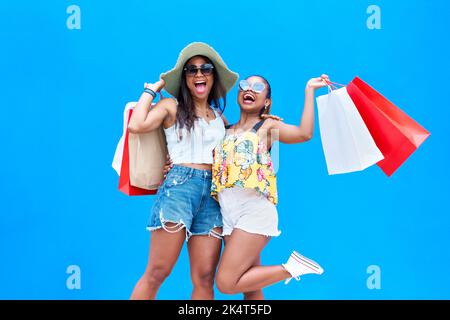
[127,42,238,300]
[163,107,226,164]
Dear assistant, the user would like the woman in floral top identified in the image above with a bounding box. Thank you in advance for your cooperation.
[212,74,330,296]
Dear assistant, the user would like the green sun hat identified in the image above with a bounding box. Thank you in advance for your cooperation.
[161,42,239,98]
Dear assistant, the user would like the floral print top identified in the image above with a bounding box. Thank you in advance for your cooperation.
[211,123,278,205]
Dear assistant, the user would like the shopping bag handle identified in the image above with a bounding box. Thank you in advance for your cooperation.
[324,79,346,92]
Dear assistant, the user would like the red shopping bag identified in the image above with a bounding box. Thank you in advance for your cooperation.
[346,77,430,176]
[118,110,158,196]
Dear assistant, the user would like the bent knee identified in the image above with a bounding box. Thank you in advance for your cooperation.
[216,273,238,295]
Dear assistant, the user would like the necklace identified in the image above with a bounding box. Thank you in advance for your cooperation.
[196,106,214,120]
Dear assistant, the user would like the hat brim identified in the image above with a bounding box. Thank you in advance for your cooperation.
[161,42,239,98]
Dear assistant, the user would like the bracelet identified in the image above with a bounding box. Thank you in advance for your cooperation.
[143,88,157,98]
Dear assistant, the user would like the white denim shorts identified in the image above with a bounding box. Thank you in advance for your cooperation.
[218,187,281,237]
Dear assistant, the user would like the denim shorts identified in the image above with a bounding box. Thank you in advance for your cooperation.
[146,164,223,241]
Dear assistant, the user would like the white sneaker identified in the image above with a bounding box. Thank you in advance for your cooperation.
[282,250,324,284]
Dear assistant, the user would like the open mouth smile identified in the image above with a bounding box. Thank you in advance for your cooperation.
[243,92,256,103]
[193,80,207,94]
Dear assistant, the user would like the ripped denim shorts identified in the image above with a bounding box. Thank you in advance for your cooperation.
[146,164,223,241]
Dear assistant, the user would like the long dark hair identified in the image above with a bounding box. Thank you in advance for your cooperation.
[247,75,272,117]
[176,56,227,133]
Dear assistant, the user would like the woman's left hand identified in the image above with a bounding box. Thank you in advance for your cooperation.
[163,154,173,177]
[158,154,173,186]
[306,74,330,90]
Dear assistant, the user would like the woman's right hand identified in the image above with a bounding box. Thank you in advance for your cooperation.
[129,77,171,134]
[144,78,166,93]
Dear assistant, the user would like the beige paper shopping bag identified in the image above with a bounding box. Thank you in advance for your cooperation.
[128,110,168,191]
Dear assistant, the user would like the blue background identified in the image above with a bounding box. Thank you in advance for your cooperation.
[1,0,449,299]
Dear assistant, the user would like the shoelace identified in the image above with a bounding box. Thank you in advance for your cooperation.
[284,276,301,285]
[282,262,302,285]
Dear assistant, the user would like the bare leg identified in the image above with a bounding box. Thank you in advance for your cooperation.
[223,236,264,300]
[243,256,265,300]
[187,227,223,300]
[216,229,291,295]
[130,224,185,300]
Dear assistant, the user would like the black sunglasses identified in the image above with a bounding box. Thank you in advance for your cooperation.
[184,63,214,77]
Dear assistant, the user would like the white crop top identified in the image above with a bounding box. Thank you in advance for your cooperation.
[164,108,226,164]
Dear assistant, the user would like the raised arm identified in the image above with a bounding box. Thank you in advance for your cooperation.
[128,79,176,133]
[270,74,329,144]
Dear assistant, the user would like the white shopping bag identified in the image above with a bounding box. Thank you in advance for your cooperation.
[316,87,384,175]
